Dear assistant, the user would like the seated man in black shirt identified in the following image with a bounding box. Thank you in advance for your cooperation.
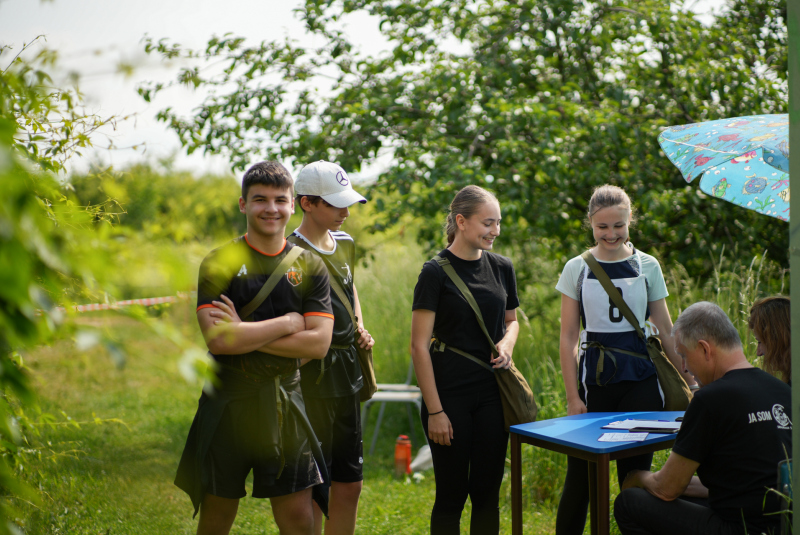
[614,301,792,535]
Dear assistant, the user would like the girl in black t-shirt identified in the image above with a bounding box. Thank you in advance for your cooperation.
[411,185,520,535]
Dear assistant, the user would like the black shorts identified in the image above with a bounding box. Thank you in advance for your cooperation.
[304,393,364,483]
[205,378,323,500]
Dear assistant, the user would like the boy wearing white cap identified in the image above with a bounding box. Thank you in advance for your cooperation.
[288,160,374,535]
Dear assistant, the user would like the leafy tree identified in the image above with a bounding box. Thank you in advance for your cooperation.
[141,0,788,281]
[2,37,116,174]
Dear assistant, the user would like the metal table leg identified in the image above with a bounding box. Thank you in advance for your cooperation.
[588,459,598,535]
[597,453,610,535]
[511,433,523,535]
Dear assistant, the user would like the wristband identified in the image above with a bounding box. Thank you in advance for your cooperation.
[428,409,444,416]
[689,384,700,391]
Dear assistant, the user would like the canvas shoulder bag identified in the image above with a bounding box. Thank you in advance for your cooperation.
[432,255,538,430]
[580,250,692,411]
[328,274,377,402]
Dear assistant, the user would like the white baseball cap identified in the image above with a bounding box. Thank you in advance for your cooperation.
[294,160,367,208]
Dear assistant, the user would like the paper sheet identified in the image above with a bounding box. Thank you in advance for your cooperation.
[602,419,681,432]
[598,432,649,442]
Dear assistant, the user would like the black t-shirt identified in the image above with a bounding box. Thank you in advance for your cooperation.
[672,368,792,532]
[196,235,333,377]
[412,249,520,394]
[289,230,363,398]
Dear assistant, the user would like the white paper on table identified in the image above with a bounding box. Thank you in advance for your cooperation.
[602,419,681,432]
[598,432,649,442]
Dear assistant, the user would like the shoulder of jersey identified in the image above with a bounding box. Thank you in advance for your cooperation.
[218,235,246,249]
[287,233,307,247]
[207,235,246,258]
[330,230,353,242]
[297,247,327,269]
[294,244,317,259]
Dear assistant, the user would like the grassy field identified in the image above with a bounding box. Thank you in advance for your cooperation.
[11,234,783,534]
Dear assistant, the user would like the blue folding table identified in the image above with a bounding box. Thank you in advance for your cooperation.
[510,411,685,535]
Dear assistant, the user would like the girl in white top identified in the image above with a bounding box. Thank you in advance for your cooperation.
[554,185,697,535]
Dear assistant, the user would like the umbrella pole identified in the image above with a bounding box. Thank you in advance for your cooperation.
[790,1,799,532]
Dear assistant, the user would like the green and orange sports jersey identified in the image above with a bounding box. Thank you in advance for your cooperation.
[289,229,364,398]
[196,235,333,376]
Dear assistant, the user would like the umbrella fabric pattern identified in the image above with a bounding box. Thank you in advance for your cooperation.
[658,114,789,221]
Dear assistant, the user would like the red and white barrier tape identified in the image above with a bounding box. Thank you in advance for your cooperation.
[55,292,196,313]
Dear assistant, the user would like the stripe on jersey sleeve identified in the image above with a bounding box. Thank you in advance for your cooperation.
[304,311,335,319]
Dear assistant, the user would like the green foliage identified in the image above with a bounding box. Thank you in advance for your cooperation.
[0,40,213,534]
[68,164,245,243]
[141,0,788,281]
[0,41,132,533]
[1,37,118,174]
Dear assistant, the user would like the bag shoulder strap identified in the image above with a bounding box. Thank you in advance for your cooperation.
[288,233,358,327]
[580,250,646,341]
[433,340,494,373]
[433,255,498,356]
[328,273,358,327]
[240,246,304,320]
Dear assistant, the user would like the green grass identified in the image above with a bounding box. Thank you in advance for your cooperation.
[11,236,785,534]
[15,310,558,534]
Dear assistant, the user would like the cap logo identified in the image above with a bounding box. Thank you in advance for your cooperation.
[336,171,349,186]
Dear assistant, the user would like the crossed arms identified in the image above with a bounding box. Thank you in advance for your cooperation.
[198,295,333,360]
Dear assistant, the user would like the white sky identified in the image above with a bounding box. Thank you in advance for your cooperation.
[0,0,725,178]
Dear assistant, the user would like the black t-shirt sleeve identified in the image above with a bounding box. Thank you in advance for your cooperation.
[301,251,334,318]
[412,261,443,312]
[196,248,235,311]
[672,392,714,464]
[504,258,520,311]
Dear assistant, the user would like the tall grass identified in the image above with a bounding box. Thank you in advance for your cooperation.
[667,247,787,367]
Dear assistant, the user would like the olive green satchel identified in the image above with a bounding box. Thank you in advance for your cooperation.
[580,251,692,411]
[328,275,377,402]
[432,255,538,430]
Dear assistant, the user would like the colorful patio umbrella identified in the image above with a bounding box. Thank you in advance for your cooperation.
[658,114,789,221]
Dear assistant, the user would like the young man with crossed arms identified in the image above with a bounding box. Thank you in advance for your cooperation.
[175,161,334,535]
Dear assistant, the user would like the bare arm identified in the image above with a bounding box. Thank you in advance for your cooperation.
[494,309,519,369]
[198,299,303,355]
[648,299,697,387]
[621,452,701,501]
[410,309,454,446]
[682,476,710,498]
[353,284,375,350]
[559,294,586,415]
[260,315,333,360]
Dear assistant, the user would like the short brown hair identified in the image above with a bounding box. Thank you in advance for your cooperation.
[295,194,322,212]
[242,161,293,200]
[749,296,791,383]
